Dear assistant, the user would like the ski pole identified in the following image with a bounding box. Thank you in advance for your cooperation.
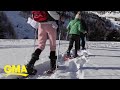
[56,22,61,70]
[33,29,37,52]
[85,33,88,50]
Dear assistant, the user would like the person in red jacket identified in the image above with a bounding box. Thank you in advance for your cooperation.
[26,11,63,74]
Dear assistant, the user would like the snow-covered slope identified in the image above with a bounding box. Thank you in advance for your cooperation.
[3,11,120,39]
[89,11,120,30]
[0,40,120,79]
[4,11,35,39]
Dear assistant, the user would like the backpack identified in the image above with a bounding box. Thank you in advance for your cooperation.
[32,11,49,22]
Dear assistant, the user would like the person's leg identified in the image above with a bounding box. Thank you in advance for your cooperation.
[80,33,86,49]
[47,24,57,52]
[26,24,47,74]
[78,35,81,50]
[74,35,80,57]
[46,24,57,72]
[67,35,74,56]
[38,24,48,51]
[28,49,42,66]
[49,51,57,71]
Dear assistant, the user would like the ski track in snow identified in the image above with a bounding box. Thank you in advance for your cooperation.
[0,40,89,79]
[14,49,89,79]
[0,40,120,79]
[29,50,89,79]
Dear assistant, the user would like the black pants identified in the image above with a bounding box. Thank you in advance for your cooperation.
[67,34,80,55]
[78,32,86,50]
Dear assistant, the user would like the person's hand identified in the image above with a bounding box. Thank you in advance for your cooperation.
[31,14,34,19]
[83,31,87,34]
[60,16,64,22]
[77,11,81,14]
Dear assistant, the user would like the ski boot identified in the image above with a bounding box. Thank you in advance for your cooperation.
[26,64,37,75]
[46,51,57,74]
[73,50,79,58]
[67,51,71,57]
[82,47,86,50]
[26,49,42,75]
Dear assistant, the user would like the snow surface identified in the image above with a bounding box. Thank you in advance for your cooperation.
[3,11,72,39]
[0,39,120,79]
[4,11,35,39]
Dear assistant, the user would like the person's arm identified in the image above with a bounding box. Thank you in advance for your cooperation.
[67,21,71,32]
[78,22,81,32]
[81,19,88,33]
[31,11,35,19]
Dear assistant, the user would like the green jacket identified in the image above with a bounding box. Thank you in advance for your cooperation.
[67,19,85,35]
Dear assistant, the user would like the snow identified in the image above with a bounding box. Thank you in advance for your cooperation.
[0,39,120,79]
[89,11,120,30]
[4,11,35,39]
[3,11,120,40]
[3,11,120,39]
[89,11,120,19]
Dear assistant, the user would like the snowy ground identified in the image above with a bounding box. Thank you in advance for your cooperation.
[0,39,120,79]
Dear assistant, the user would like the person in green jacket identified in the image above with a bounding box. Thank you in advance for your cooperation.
[66,11,81,58]
[78,14,88,50]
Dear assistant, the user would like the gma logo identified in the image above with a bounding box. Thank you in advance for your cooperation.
[4,65,28,77]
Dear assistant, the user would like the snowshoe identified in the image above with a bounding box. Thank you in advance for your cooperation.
[63,54,74,61]
[73,54,79,58]
[25,64,37,75]
[45,69,55,74]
